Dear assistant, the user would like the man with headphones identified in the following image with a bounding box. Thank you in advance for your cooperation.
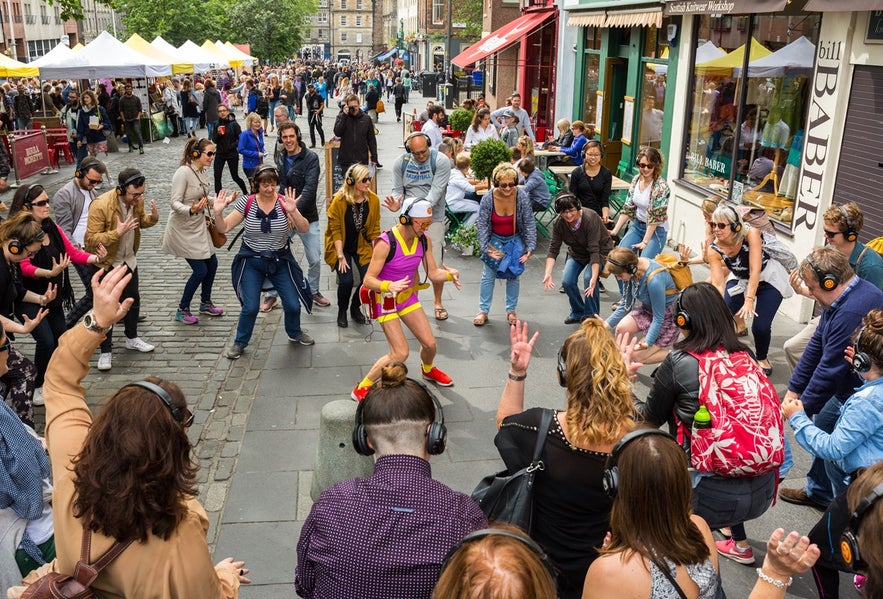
[333,93,379,174]
[384,131,452,321]
[54,157,109,328]
[84,168,160,370]
[420,105,445,149]
[779,246,883,510]
[296,362,486,598]
[785,202,883,370]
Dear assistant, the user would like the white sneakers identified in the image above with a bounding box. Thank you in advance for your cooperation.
[97,352,112,371]
[125,337,155,353]
[32,387,44,406]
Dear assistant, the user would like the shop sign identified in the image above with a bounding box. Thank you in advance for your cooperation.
[11,132,49,181]
[663,0,786,15]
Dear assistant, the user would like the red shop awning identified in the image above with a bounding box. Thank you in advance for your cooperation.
[452,9,556,68]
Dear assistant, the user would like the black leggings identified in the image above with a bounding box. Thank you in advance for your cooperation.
[335,252,368,312]
[214,154,249,195]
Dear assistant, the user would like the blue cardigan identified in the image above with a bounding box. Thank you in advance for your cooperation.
[560,134,588,166]
[238,128,265,171]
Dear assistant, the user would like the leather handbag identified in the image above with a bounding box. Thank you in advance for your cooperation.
[206,207,227,249]
[471,408,553,533]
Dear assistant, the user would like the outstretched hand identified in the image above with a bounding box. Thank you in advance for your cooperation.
[762,528,820,579]
[90,267,134,329]
[616,331,644,380]
[509,320,539,375]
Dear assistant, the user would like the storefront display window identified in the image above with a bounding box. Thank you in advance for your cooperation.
[639,19,671,149]
[582,52,600,127]
[680,13,820,225]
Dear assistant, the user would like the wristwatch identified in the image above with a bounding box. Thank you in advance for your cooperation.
[82,311,111,335]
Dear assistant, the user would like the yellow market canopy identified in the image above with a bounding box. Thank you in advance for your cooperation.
[696,38,772,76]
[200,40,240,68]
[125,33,193,75]
[0,53,38,77]
[221,41,255,67]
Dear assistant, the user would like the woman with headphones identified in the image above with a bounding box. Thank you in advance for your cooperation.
[162,138,224,326]
[10,184,106,408]
[708,203,791,375]
[782,310,883,598]
[605,246,679,365]
[211,165,311,360]
[610,146,670,260]
[496,318,637,598]
[473,163,536,327]
[323,163,381,328]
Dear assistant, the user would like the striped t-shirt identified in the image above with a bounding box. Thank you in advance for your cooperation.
[234,194,290,252]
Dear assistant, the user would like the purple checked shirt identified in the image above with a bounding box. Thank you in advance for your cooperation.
[295,454,487,598]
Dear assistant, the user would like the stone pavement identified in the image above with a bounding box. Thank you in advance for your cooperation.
[18,95,858,598]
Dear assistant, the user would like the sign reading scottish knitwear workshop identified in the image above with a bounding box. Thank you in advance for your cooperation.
[664,0,787,15]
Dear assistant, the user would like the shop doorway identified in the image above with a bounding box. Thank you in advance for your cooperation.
[601,57,627,172]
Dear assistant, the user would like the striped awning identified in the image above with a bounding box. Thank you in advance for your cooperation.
[567,11,606,27]
[567,8,663,29]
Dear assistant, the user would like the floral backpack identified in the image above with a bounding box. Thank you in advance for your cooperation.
[683,349,784,477]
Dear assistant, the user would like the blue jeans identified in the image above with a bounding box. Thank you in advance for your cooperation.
[234,255,303,347]
[183,116,198,135]
[562,257,598,320]
[206,120,218,141]
[479,264,520,314]
[181,255,219,310]
[803,397,842,506]
[269,101,280,126]
[288,106,296,121]
[725,280,782,361]
[618,220,667,260]
[267,221,321,299]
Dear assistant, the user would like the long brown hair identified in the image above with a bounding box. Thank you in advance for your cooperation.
[847,461,883,598]
[602,432,710,566]
[559,319,636,446]
[71,377,198,542]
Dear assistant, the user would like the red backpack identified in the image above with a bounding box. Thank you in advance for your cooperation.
[683,349,784,477]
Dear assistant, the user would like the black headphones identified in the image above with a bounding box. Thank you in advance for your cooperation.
[852,325,874,374]
[75,157,100,180]
[345,164,358,186]
[440,528,558,586]
[352,378,447,456]
[807,255,839,291]
[840,481,883,571]
[125,380,193,427]
[20,184,43,210]
[556,348,568,388]
[602,428,674,497]
[191,139,207,159]
[723,204,743,233]
[607,255,637,275]
[253,164,279,184]
[116,171,145,195]
[840,205,858,242]
[399,198,432,226]
[404,131,431,153]
[675,292,691,330]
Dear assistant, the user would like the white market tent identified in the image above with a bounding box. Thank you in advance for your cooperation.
[733,36,816,78]
[29,43,76,68]
[695,40,726,64]
[126,33,193,75]
[219,41,254,67]
[36,31,172,79]
[151,36,212,73]
[179,40,230,69]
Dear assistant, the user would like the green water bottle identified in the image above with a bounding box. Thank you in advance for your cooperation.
[693,405,712,429]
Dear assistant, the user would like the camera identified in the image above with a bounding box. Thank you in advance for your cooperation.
[348,106,358,115]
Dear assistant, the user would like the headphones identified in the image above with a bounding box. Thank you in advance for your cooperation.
[75,157,100,180]
[345,164,358,186]
[806,255,839,291]
[191,139,207,159]
[253,164,279,184]
[398,198,432,226]
[852,325,873,374]
[607,255,637,275]
[675,292,691,330]
[840,481,883,571]
[722,204,743,233]
[352,378,447,456]
[20,184,43,210]
[7,218,45,256]
[404,131,431,153]
[602,428,674,497]
[116,171,145,195]
[840,205,858,242]
[125,380,192,427]
[440,528,558,586]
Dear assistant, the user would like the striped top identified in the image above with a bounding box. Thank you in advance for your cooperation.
[234,193,290,252]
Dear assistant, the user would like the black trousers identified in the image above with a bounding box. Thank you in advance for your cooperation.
[214,154,249,195]
[308,112,324,146]
[125,119,143,149]
[102,265,141,352]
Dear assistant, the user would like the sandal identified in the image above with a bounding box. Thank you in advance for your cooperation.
[507,312,518,326]
[434,307,449,321]
[473,312,488,327]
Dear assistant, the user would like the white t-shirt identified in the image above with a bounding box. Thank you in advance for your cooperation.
[72,188,93,247]
[632,182,652,223]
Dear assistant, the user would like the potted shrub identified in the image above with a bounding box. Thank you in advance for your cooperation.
[449,108,474,135]
[469,138,512,186]
[449,224,480,256]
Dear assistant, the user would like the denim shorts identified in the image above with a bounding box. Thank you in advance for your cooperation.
[691,469,777,529]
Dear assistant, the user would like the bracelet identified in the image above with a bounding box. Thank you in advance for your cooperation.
[380,280,391,293]
[446,271,454,282]
[39,295,45,306]
[746,296,756,301]
[508,372,527,381]
[756,568,791,589]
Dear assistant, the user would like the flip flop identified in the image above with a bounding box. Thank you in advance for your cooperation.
[434,307,449,321]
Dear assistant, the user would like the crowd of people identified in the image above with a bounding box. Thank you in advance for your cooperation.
[0,57,882,599]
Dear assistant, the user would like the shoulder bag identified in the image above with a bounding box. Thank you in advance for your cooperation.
[206,205,227,249]
[471,408,554,533]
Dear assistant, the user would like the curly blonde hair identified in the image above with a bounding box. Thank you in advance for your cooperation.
[492,163,518,186]
[560,319,636,446]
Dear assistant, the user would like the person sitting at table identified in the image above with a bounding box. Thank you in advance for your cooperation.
[549,121,588,168]
[513,135,534,172]
[568,140,611,223]
[546,118,573,149]
[518,158,551,213]
[446,154,485,226]
[464,108,499,149]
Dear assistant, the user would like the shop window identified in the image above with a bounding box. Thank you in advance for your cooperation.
[585,27,600,51]
[680,13,821,226]
[581,53,600,127]
[643,17,671,60]
[639,64,666,148]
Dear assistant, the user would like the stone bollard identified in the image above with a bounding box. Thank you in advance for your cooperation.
[311,399,375,501]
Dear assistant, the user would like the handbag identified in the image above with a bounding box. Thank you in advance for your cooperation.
[376,99,386,114]
[471,409,553,532]
[206,206,226,248]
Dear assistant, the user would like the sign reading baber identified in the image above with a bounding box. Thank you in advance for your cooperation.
[663,0,787,15]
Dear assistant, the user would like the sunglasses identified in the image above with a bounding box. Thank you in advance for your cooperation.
[497,182,517,189]
[84,176,102,185]
[129,192,145,200]
[360,177,372,183]
[203,151,216,157]
[636,162,654,170]
[0,339,9,353]
[710,222,731,230]
[30,199,50,207]
[823,229,843,239]
[24,247,41,257]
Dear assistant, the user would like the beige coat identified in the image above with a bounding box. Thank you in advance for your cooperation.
[43,325,240,598]
[162,164,214,260]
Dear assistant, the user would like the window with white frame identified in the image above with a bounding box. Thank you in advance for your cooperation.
[356,33,362,43]
[432,0,443,24]
[356,15,362,26]
[340,14,346,25]
[341,32,347,42]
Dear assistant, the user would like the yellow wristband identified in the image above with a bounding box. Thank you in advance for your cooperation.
[446,272,454,282]
[380,281,391,293]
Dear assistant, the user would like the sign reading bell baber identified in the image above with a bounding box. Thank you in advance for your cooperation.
[663,0,786,15]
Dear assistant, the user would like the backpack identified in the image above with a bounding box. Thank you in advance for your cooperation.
[683,349,784,477]
[381,227,427,264]
[760,230,798,272]
[20,529,132,599]
[400,150,438,176]
[646,253,693,295]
